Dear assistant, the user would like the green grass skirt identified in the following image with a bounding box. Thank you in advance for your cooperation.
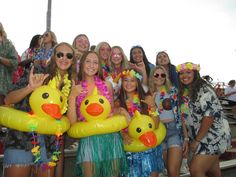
[75,132,127,177]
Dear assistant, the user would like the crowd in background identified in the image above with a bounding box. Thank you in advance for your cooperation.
[0,22,234,177]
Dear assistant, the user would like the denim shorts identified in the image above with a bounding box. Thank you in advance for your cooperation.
[3,135,50,167]
[162,121,182,150]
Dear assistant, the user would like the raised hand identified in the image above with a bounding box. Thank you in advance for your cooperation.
[28,66,49,90]
[69,80,86,99]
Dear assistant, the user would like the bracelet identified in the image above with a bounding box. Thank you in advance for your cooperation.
[184,137,189,141]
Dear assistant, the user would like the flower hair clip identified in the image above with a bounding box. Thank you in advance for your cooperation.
[176,62,200,72]
[121,69,142,81]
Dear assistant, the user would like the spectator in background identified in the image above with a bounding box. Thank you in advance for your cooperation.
[90,45,96,51]
[20,34,41,69]
[33,30,57,68]
[0,22,18,105]
[224,79,236,118]
[12,55,24,84]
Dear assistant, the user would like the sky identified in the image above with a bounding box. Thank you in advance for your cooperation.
[1,0,236,83]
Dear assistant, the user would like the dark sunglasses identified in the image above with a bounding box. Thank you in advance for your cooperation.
[154,73,166,78]
[56,52,73,60]
[43,32,49,37]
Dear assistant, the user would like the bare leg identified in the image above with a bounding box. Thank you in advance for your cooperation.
[150,172,158,177]
[83,162,93,177]
[166,147,182,177]
[35,166,55,177]
[4,166,32,177]
[206,156,221,177]
[190,154,220,177]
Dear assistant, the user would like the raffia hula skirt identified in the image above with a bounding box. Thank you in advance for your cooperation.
[75,132,127,177]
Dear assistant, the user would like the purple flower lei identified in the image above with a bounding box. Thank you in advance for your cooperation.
[76,76,112,121]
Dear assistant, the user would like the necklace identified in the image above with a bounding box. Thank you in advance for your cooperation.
[47,72,71,114]
[30,123,63,170]
[180,88,190,121]
[125,93,141,117]
[77,76,112,121]
[157,86,168,114]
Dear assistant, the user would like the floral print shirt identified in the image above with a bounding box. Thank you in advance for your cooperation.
[0,39,18,95]
[189,85,228,155]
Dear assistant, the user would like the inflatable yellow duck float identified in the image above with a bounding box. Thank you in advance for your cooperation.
[124,110,166,152]
[0,85,70,134]
[68,87,128,138]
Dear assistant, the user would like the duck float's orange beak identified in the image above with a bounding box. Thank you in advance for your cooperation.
[42,104,62,119]
[139,131,157,147]
[86,103,104,117]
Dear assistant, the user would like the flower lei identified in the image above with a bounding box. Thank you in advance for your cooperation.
[101,61,110,78]
[157,86,179,122]
[180,88,190,122]
[47,72,72,114]
[76,76,112,121]
[30,72,71,170]
[29,123,63,170]
[157,86,168,114]
[125,93,142,117]
[176,62,200,72]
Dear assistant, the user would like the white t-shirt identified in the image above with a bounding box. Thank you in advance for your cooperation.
[225,86,236,102]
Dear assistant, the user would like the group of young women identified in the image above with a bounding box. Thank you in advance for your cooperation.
[0,24,230,177]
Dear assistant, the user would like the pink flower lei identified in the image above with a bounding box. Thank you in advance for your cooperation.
[125,93,142,117]
[76,76,112,121]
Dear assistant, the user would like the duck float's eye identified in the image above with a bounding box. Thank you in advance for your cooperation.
[42,92,49,99]
[148,123,152,129]
[60,96,63,102]
[99,98,104,104]
[85,100,89,105]
[136,127,142,133]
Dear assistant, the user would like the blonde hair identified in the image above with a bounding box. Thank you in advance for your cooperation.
[149,65,172,94]
[95,41,111,54]
[0,22,7,39]
[42,30,57,47]
[109,46,129,71]
[72,34,90,50]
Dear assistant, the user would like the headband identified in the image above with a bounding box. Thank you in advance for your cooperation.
[176,62,200,72]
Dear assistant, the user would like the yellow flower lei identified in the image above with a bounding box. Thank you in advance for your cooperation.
[47,72,71,114]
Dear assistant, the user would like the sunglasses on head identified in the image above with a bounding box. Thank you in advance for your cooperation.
[154,73,166,78]
[56,52,73,60]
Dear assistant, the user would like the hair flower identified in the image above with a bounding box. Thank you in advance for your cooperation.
[176,62,200,72]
